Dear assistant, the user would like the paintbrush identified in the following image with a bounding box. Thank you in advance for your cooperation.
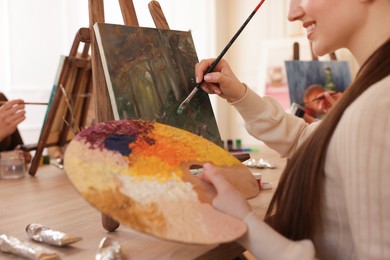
[0,101,48,105]
[176,0,266,115]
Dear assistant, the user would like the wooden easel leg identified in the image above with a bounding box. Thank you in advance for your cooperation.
[101,214,120,232]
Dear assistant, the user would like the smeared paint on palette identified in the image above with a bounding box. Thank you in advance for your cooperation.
[64,120,257,244]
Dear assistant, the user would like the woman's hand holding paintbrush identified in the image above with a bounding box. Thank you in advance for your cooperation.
[0,99,26,141]
[176,0,266,115]
[195,59,247,103]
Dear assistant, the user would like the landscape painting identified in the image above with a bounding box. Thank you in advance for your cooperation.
[94,23,222,146]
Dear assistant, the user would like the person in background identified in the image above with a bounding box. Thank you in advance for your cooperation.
[302,84,326,122]
[0,93,31,163]
[196,0,390,258]
[302,84,343,123]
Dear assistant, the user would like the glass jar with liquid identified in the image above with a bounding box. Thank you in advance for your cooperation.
[0,150,26,179]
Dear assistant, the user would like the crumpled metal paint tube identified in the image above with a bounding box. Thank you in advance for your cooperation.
[95,237,122,260]
[0,234,59,259]
[26,223,82,247]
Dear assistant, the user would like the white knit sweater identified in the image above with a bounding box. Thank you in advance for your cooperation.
[231,75,390,260]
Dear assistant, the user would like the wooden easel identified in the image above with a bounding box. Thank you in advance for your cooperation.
[88,0,169,124]
[293,41,337,61]
[88,0,171,232]
[26,28,93,176]
[25,1,167,177]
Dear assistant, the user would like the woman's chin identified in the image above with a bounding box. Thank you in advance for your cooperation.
[311,42,336,57]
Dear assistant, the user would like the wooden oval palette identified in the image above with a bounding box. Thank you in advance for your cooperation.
[64,120,258,245]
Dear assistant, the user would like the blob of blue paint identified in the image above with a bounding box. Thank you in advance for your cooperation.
[104,134,136,156]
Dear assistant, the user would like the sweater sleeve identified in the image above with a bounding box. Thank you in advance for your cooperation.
[238,212,317,260]
[231,87,319,158]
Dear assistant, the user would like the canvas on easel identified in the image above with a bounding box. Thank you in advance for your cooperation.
[94,23,222,146]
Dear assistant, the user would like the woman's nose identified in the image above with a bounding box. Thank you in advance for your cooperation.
[288,0,304,21]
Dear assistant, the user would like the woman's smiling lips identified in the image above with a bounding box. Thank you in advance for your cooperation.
[303,21,316,38]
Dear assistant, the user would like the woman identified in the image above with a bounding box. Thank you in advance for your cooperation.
[196,0,390,259]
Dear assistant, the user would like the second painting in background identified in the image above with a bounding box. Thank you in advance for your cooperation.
[285,60,351,120]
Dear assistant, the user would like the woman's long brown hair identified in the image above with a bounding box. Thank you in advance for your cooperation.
[264,39,390,240]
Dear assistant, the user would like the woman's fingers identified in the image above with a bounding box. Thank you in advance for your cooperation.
[202,163,233,192]
[1,99,24,109]
[199,163,252,219]
[1,100,25,116]
[195,59,217,83]
[0,100,26,128]
[195,58,245,102]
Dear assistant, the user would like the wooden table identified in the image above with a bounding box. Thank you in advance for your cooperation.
[0,144,285,259]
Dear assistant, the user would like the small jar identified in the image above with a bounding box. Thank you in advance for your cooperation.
[0,150,26,179]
